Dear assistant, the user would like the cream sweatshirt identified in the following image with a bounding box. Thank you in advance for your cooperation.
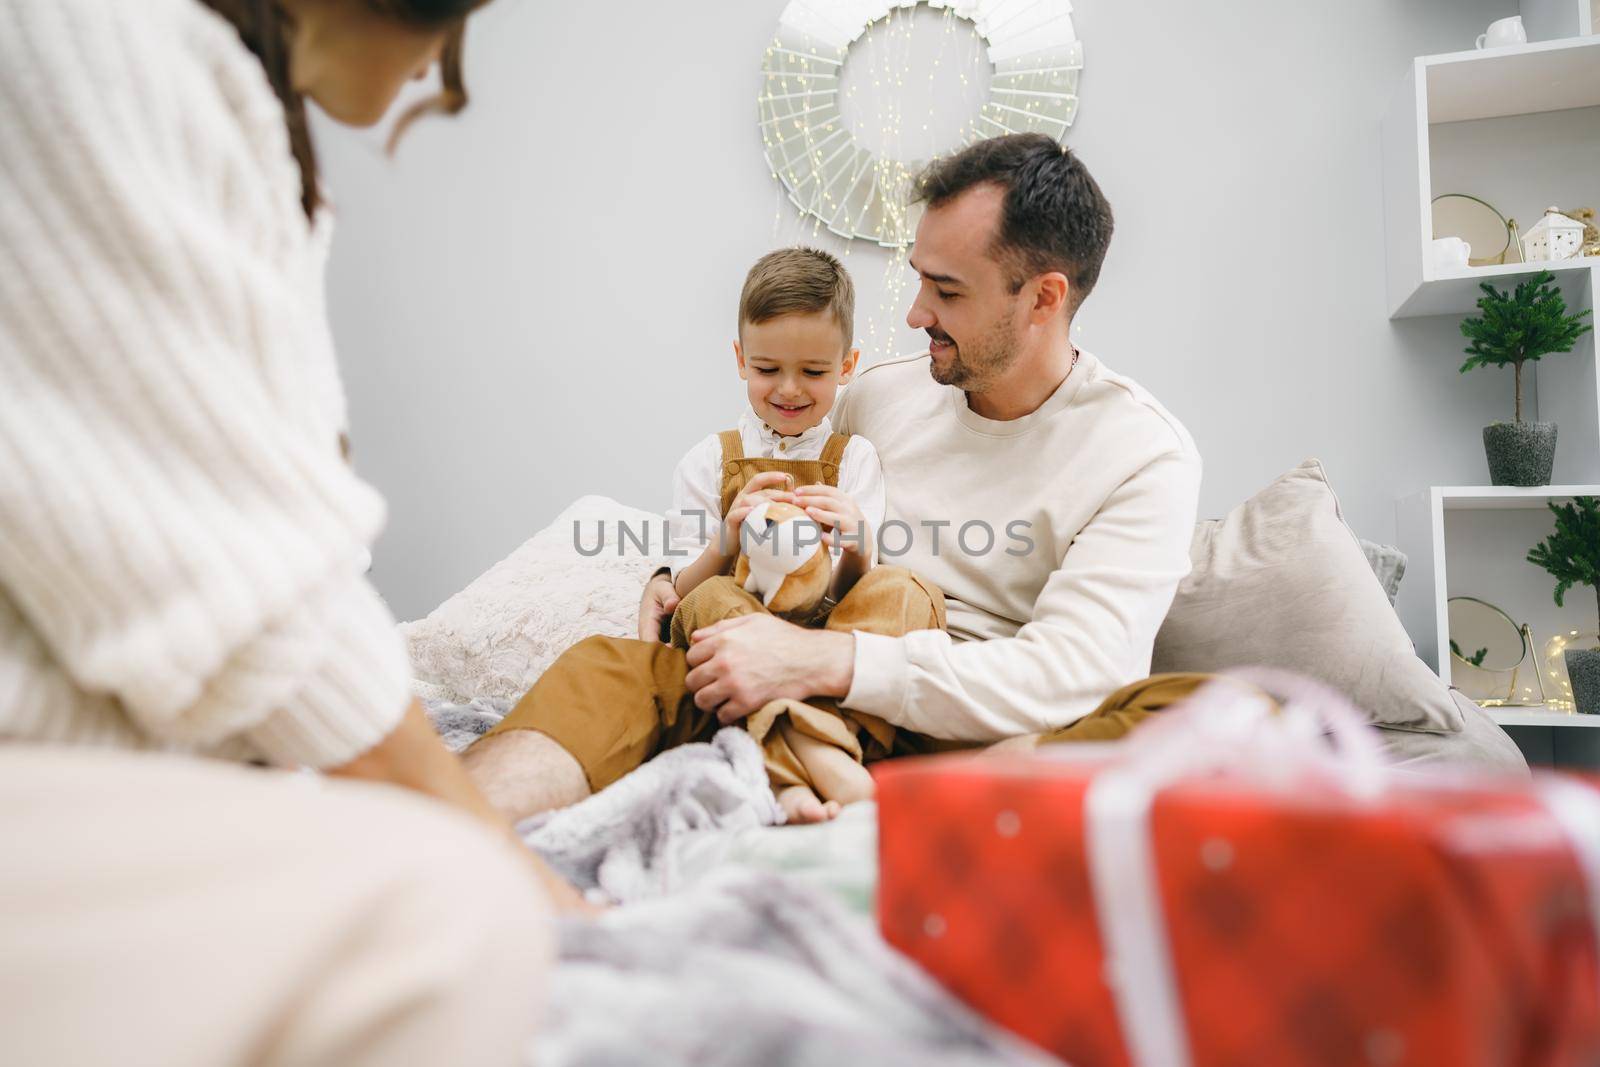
[0,0,411,768]
[833,350,1201,741]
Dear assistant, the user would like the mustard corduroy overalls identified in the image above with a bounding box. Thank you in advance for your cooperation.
[668,428,937,791]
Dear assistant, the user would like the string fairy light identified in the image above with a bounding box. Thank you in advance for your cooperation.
[1543,629,1600,713]
[758,0,1083,363]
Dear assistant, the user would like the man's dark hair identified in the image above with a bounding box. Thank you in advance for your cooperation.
[913,133,1113,313]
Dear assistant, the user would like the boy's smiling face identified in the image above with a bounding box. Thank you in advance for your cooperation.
[735,310,860,437]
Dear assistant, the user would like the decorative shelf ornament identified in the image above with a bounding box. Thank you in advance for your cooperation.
[758,0,1082,248]
[1521,206,1587,263]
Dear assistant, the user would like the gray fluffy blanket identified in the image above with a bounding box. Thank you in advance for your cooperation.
[519,728,783,904]
[425,700,1055,1067]
[537,870,1054,1067]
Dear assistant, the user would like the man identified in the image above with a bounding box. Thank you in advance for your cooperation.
[463,133,1201,820]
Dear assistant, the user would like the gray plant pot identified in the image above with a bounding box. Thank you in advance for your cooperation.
[1568,648,1600,715]
[1482,421,1557,486]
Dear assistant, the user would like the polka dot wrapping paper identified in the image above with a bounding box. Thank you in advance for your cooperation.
[875,753,1600,1067]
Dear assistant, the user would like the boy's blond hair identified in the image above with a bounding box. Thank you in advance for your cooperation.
[738,247,854,349]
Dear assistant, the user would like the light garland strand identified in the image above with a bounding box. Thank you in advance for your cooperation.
[1544,629,1600,712]
[759,0,1082,362]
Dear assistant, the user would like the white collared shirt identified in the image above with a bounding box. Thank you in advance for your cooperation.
[666,406,885,575]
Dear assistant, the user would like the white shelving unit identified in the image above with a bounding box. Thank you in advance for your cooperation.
[1381,17,1600,766]
[1395,486,1600,680]
[1379,34,1600,481]
[1520,0,1596,41]
[1491,708,1600,728]
[1381,35,1600,311]
[1396,485,1600,764]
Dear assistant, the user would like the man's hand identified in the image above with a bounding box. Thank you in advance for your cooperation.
[792,484,872,562]
[638,571,680,643]
[684,614,855,723]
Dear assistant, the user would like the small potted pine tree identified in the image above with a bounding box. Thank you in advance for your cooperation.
[1459,270,1592,486]
[1527,496,1600,714]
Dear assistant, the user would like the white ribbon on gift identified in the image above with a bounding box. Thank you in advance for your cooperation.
[1080,668,1600,1067]
[1084,669,1386,1067]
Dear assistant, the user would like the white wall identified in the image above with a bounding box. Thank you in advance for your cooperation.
[316,0,1521,622]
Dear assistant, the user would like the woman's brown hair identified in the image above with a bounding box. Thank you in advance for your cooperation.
[197,0,475,220]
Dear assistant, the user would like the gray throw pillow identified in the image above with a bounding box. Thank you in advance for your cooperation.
[1152,459,1463,734]
[1358,539,1407,605]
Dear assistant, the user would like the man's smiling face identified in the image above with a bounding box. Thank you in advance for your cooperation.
[905,182,1028,391]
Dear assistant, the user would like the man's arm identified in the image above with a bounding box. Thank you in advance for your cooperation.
[839,449,1201,741]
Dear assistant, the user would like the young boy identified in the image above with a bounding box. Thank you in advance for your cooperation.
[665,248,935,824]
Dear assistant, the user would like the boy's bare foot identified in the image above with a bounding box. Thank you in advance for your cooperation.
[778,785,842,824]
[779,719,876,806]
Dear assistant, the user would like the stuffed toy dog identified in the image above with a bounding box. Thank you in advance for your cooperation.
[733,499,831,620]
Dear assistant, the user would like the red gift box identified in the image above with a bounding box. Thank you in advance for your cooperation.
[876,696,1600,1067]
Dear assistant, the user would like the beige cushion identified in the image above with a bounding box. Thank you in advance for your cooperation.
[1375,691,1527,773]
[399,495,670,705]
[1152,459,1464,733]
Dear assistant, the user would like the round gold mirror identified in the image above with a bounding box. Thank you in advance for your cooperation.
[1447,596,1525,671]
[1447,596,1548,706]
[1432,194,1512,267]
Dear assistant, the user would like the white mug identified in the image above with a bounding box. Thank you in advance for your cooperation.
[1432,236,1472,272]
[1476,15,1526,49]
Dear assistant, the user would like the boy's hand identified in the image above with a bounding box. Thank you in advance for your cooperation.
[722,471,795,558]
[638,571,680,643]
[793,484,872,562]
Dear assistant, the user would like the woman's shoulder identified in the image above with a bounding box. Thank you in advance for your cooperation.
[4,0,288,155]
[4,0,256,78]
[3,0,306,248]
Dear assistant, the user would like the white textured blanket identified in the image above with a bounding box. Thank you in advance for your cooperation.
[519,728,784,904]
[537,870,1057,1067]
[424,702,1055,1066]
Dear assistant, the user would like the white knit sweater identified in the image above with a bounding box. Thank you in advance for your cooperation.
[0,0,411,768]
[834,351,1201,741]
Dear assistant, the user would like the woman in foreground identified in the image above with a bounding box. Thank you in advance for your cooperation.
[0,1,570,1063]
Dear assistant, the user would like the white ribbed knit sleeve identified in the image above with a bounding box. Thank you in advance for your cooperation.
[0,0,410,768]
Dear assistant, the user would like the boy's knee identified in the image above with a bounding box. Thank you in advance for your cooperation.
[847,566,945,630]
[672,575,762,641]
[861,565,914,587]
[680,574,741,605]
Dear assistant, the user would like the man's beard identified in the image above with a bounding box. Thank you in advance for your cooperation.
[927,315,1021,391]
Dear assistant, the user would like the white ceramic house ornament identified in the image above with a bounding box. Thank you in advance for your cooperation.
[1521,207,1586,262]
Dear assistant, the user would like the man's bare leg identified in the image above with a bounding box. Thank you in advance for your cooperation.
[462,730,591,823]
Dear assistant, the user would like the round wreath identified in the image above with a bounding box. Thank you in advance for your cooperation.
[759,0,1083,247]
